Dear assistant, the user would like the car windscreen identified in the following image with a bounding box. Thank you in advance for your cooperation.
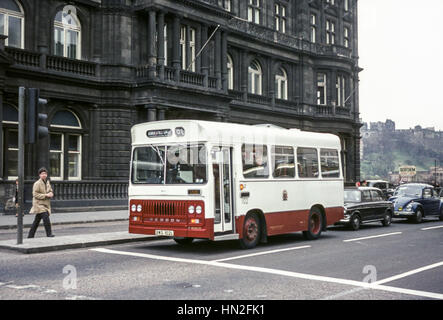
[132,144,207,184]
[344,190,361,202]
[394,185,422,198]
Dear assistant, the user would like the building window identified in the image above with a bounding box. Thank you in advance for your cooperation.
[222,0,231,12]
[248,0,261,24]
[326,0,335,5]
[180,26,196,71]
[248,60,262,95]
[189,27,196,72]
[275,3,286,33]
[227,54,234,90]
[336,75,346,107]
[180,26,186,70]
[317,73,327,105]
[0,0,24,48]
[344,27,350,48]
[326,19,335,45]
[344,0,350,12]
[2,104,18,179]
[54,7,81,59]
[275,67,288,100]
[310,14,317,43]
[50,110,82,180]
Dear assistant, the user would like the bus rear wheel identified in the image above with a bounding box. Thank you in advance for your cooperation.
[239,213,261,249]
[303,208,323,240]
[174,237,194,246]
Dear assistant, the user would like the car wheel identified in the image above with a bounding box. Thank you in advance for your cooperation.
[239,213,261,249]
[349,214,361,231]
[174,237,194,246]
[414,209,424,224]
[382,212,392,227]
[303,208,323,240]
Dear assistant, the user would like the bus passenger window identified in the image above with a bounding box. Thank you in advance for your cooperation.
[297,148,319,178]
[272,146,295,178]
[320,149,340,178]
[242,144,269,178]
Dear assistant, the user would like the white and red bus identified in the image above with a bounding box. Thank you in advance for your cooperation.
[128,120,344,249]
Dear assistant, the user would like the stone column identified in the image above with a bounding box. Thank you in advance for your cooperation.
[147,9,157,79]
[157,107,166,121]
[157,10,166,80]
[172,15,181,82]
[214,29,222,90]
[146,106,157,122]
[221,30,228,92]
[201,23,209,87]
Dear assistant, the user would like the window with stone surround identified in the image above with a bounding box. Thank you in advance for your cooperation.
[54,6,81,59]
[0,0,24,48]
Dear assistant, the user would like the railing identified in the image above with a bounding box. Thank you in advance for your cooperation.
[208,76,218,89]
[180,70,205,86]
[51,180,128,201]
[47,55,97,76]
[247,93,271,105]
[164,66,175,81]
[5,47,98,77]
[5,47,40,67]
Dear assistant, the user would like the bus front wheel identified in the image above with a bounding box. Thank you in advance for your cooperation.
[239,213,261,249]
[303,208,323,240]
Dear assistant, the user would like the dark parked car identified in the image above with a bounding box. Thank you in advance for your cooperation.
[389,183,443,223]
[366,180,395,200]
[336,187,394,230]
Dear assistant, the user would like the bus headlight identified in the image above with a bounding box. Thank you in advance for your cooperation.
[196,205,202,214]
[137,204,142,212]
[188,205,195,214]
[131,204,136,212]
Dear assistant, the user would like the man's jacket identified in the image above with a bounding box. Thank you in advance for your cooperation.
[30,179,53,215]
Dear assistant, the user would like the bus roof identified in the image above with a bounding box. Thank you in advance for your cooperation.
[131,120,341,150]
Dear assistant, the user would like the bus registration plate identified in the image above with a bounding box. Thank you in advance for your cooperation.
[155,230,174,236]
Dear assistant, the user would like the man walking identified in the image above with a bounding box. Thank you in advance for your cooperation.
[28,167,55,238]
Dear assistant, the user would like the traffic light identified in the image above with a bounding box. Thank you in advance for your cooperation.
[26,88,48,144]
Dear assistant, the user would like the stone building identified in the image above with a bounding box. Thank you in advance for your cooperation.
[0,0,362,213]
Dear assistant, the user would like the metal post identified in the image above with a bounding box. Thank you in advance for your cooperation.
[17,87,25,245]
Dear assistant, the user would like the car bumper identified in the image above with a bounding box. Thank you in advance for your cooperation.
[335,216,351,225]
[393,211,415,218]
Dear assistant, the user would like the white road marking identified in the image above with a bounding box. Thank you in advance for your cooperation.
[421,225,443,231]
[90,248,443,300]
[5,284,39,290]
[374,261,443,285]
[212,245,311,262]
[343,232,402,243]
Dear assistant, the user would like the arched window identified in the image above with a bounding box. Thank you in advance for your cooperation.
[248,60,262,95]
[0,0,24,48]
[275,67,288,100]
[54,6,81,59]
[49,110,82,180]
[227,54,234,90]
[2,104,18,179]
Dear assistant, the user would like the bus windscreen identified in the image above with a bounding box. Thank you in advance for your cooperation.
[131,144,207,185]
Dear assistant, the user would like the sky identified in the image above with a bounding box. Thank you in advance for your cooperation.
[358,0,443,131]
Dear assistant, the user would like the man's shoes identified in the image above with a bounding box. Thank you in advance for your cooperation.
[47,234,55,238]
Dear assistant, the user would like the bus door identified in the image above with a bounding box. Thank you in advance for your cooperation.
[212,147,233,233]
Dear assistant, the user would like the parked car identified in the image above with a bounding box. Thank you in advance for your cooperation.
[389,183,443,223]
[366,180,395,200]
[336,187,394,230]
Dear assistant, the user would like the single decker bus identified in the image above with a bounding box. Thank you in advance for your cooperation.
[129,120,344,249]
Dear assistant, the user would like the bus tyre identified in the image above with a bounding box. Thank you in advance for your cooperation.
[303,208,323,240]
[239,213,261,249]
[174,237,194,246]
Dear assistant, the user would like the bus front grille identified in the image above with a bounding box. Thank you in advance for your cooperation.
[143,200,187,217]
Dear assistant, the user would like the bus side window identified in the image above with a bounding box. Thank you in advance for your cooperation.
[320,149,340,178]
[297,147,319,178]
[272,146,295,178]
[242,144,269,178]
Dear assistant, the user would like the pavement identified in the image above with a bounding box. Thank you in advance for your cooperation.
[0,210,159,254]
